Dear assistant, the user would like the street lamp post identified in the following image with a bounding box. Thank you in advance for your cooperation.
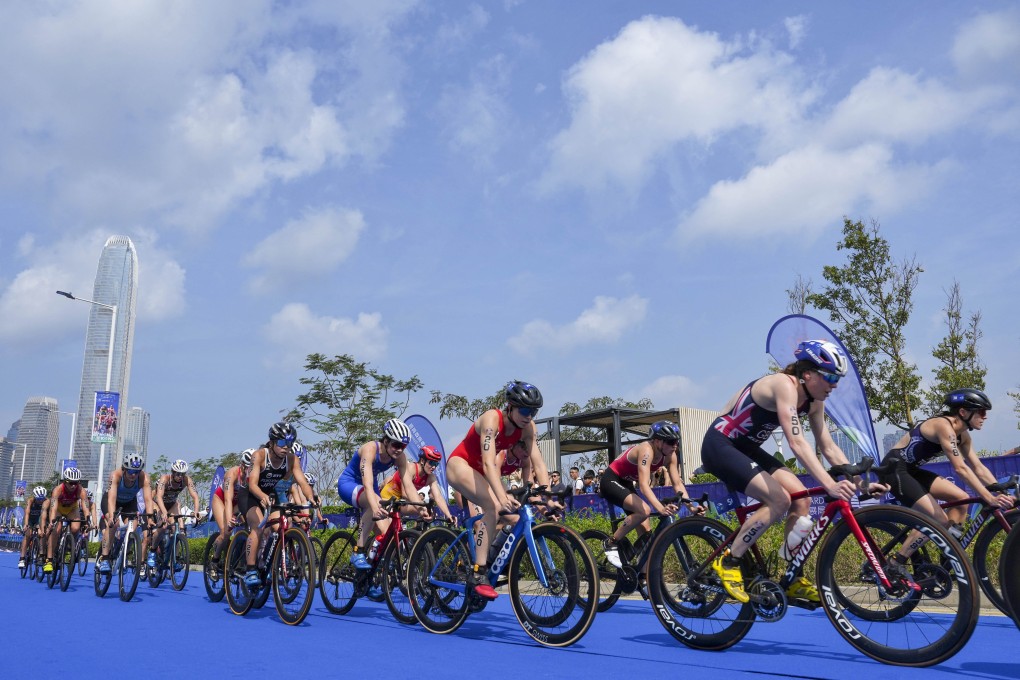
[56,290,118,493]
[43,407,78,463]
[11,443,28,504]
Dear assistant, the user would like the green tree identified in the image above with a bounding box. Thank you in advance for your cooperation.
[806,218,923,431]
[429,385,506,423]
[283,353,423,493]
[922,281,986,416]
[1009,387,1020,432]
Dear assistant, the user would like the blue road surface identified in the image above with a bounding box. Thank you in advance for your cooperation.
[0,553,1016,679]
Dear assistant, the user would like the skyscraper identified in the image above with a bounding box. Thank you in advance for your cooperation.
[13,397,60,484]
[71,236,138,487]
[122,406,150,463]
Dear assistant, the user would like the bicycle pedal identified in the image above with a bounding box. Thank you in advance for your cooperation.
[787,597,820,611]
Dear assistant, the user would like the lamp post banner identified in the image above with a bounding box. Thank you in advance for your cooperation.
[765,314,880,461]
[404,415,447,497]
[91,391,120,444]
[14,480,27,500]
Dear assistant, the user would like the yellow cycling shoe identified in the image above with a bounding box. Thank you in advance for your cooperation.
[786,576,819,602]
[43,560,54,573]
[712,549,749,603]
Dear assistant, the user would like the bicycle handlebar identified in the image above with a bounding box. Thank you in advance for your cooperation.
[987,475,1019,494]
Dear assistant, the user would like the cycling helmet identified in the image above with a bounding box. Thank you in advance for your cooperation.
[304,473,317,486]
[292,441,306,462]
[382,418,411,444]
[793,340,849,377]
[944,388,992,412]
[171,459,188,474]
[240,448,256,467]
[420,445,443,462]
[33,486,47,499]
[123,454,144,471]
[86,490,94,501]
[649,420,681,443]
[505,380,544,408]
[63,467,82,482]
[269,421,297,444]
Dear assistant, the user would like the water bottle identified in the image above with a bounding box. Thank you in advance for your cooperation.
[488,526,513,562]
[780,515,814,561]
[367,535,383,561]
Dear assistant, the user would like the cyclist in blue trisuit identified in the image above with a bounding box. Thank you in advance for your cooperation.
[18,486,49,570]
[99,454,155,574]
[150,458,202,568]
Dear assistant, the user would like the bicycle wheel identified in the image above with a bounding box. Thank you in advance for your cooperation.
[203,532,225,602]
[273,528,316,625]
[383,529,421,625]
[225,530,254,616]
[148,541,165,589]
[580,528,622,612]
[508,523,598,647]
[76,536,89,577]
[59,533,75,591]
[407,526,470,634]
[318,530,361,615]
[47,536,62,590]
[94,539,113,597]
[816,505,979,667]
[119,532,142,602]
[1000,525,1020,630]
[171,533,190,591]
[20,537,32,579]
[646,517,755,650]
[971,509,1019,616]
[35,537,46,583]
[310,535,324,585]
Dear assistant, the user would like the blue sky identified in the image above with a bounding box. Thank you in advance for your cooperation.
[1,1,1018,468]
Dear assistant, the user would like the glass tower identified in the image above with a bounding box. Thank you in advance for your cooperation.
[14,397,61,484]
[72,236,138,487]
[122,406,150,462]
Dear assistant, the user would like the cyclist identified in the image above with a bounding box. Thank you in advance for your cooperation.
[379,444,457,524]
[44,467,90,573]
[99,454,155,574]
[337,418,420,577]
[209,448,254,570]
[446,380,559,600]
[18,486,49,569]
[150,459,202,569]
[599,420,705,568]
[700,340,878,604]
[290,470,325,530]
[243,422,318,588]
[877,388,1014,573]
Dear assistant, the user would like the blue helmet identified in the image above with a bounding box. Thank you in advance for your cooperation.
[794,340,848,377]
[650,420,681,443]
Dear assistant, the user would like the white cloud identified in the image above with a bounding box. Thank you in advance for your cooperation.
[435,4,490,48]
[540,16,813,194]
[263,303,387,366]
[0,3,410,232]
[508,295,647,354]
[784,15,808,50]
[952,9,1020,82]
[0,230,186,345]
[244,206,365,292]
[677,144,945,240]
[639,375,702,408]
[438,55,511,161]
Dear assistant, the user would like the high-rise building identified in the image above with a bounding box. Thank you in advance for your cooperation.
[883,432,903,455]
[122,406,150,463]
[13,398,61,486]
[70,236,138,487]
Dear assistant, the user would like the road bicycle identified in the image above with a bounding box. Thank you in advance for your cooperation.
[581,494,707,612]
[645,459,979,667]
[225,503,316,625]
[94,512,144,602]
[406,484,599,647]
[318,497,427,624]
[146,513,198,591]
[20,529,42,580]
[72,526,91,577]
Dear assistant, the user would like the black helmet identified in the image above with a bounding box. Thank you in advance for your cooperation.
[505,380,543,409]
[650,420,681,443]
[269,421,297,443]
[944,389,991,412]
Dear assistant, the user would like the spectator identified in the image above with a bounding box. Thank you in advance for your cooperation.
[651,467,667,487]
[549,471,567,496]
[581,470,597,494]
[568,467,583,495]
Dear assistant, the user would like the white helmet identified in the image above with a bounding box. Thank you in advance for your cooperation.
[240,448,256,467]
[123,454,144,471]
[33,486,47,499]
[63,467,82,482]
[382,418,410,444]
[171,459,188,473]
[304,473,317,486]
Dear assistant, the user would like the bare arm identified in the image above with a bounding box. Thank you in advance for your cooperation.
[634,443,672,516]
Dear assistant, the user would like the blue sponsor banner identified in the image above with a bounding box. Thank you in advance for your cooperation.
[14,480,28,501]
[766,314,880,461]
[91,391,120,444]
[405,414,447,498]
[60,459,77,475]
[208,465,225,521]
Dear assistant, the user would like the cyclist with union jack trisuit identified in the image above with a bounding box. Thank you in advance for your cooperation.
[700,340,883,605]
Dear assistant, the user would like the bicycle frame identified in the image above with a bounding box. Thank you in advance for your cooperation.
[430,502,556,593]
[941,496,1015,549]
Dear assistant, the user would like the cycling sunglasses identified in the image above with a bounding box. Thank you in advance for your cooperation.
[516,406,539,417]
[275,438,295,448]
[816,370,841,385]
